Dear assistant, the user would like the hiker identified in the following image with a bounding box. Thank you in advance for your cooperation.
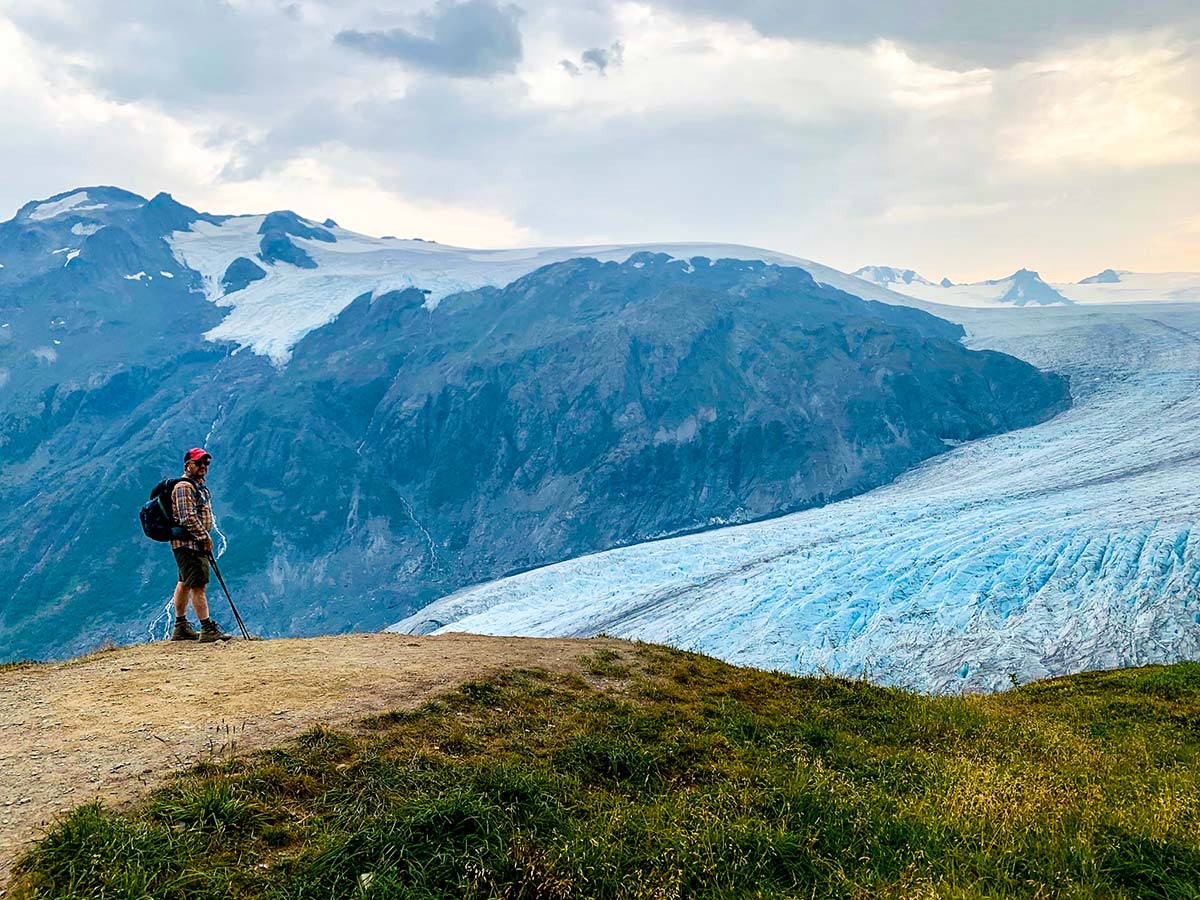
[169,448,233,642]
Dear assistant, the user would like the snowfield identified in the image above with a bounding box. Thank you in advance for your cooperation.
[167,216,921,364]
[1058,271,1200,305]
[26,190,108,221]
[390,302,1200,694]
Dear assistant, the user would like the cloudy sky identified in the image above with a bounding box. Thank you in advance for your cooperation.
[1,0,1198,281]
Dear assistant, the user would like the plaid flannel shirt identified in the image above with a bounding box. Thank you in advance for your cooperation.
[170,476,214,552]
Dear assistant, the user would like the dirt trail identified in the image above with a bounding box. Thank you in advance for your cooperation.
[0,632,627,891]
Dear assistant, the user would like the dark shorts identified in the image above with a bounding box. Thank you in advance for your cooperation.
[173,548,210,588]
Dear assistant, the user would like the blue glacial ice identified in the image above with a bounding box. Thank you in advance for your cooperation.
[390,302,1200,693]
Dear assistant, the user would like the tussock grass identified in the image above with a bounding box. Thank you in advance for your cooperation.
[11,649,1200,899]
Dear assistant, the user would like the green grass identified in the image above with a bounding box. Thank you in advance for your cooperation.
[0,659,39,672]
[11,648,1200,899]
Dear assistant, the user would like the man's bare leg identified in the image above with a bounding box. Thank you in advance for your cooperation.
[190,586,210,622]
[170,582,200,640]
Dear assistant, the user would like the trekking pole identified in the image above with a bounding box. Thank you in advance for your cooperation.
[206,552,253,640]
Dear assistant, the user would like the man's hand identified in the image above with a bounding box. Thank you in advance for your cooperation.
[200,538,214,554]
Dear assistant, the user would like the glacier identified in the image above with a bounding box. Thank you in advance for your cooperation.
[390,302,1200,694]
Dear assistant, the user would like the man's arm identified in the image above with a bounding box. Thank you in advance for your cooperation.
[173,482,212,550]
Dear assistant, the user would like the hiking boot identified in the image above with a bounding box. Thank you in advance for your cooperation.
[170,619,200,641]
[199,620,234,643]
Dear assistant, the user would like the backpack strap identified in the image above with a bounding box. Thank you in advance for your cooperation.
[169,477,210,523]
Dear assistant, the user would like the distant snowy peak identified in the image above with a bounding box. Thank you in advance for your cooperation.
[863,267,1074,308]
[852,265,935,287]
[857,262,1200,308]
[986,269,1073,307]
[1079,269,1123,284]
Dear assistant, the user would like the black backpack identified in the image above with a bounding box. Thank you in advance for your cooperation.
[139,477,200,542]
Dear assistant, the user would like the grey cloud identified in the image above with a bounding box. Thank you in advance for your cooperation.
[584,40,624,73]
[335,0,523,78]
[561,40,624,77]
[657,0,1200,66]
[2,0,337,112]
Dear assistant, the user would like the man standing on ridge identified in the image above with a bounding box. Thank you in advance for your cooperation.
[170,448,233,642]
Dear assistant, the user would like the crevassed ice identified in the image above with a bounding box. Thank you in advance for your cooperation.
[389,303,1200,695]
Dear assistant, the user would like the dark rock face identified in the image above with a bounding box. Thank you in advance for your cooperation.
[0,200,1071,662]
[222,257,268,294]
[258,211,335,243]
[258,232,317,268]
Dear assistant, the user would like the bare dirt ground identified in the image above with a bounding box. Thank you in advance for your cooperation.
[0,631,630,892]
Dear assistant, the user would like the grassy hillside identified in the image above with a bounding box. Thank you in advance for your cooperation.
[11,644,1200,899]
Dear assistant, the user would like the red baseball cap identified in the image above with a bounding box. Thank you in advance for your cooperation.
[184,447,212,464]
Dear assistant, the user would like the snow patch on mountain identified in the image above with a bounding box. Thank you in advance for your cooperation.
[70,222,102,237]
[852,265,935,287]
[168,217,921,364]
[390,303,1200,694]
[28,191,108,221]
